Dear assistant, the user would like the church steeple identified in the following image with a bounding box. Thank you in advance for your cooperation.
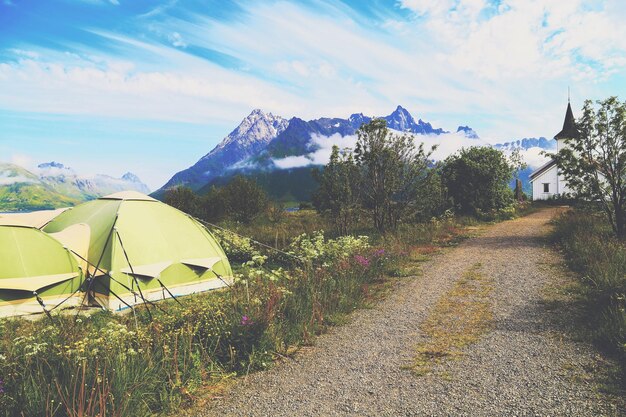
[555,101,578,140]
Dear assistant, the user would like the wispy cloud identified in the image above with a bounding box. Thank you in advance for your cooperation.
[0,0,623,187]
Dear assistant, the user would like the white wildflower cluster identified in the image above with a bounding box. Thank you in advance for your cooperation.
[288,231,370,263]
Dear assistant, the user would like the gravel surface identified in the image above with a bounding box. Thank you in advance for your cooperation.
[189,208,624,416]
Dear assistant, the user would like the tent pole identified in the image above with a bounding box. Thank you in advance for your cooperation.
[115,230,155,321]
[63,250,163,311]
[92,279,135,312]
[157,279,183,306]
[73,214,120,324]
[33,291,54,322]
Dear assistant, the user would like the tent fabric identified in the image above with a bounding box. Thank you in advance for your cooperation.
[48,223,91,272]
[44,192,232,311]
[0,272,79,292]
[120,261,172,278]
[100,191,158,201]
[0,208,69,228]
[0,225,84,317]
[181,257,222,270]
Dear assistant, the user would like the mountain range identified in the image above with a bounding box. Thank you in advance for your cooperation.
[0,162,149,211]
[154,106,552,200]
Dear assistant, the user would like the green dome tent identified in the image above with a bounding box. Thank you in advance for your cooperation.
[43,191,232,311]
[0,223,84,317]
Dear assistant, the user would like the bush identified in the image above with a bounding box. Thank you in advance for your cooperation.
[441,147,514,215]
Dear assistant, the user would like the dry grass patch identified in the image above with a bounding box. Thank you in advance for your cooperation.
[409,263,494,376]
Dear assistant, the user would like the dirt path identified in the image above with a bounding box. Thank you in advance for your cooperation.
[190,208,624,416]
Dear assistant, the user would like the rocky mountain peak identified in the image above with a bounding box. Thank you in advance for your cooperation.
[121,172,141,182]
[457,125,479,139]
[38,161,65,169]
[385,105,416,131]
[210,109,289,155]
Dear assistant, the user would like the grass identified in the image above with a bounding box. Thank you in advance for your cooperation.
[408,263,494,376]
[0,204,524,416]
[551,209,626,386]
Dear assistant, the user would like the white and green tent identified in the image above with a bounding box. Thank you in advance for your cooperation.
[0,222,84,317]
[43,191,232,311]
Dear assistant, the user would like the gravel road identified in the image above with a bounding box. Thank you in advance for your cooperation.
[189,208,624,416]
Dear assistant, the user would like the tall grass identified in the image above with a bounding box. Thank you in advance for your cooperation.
[552,210,626,383]
[0,232,394,416]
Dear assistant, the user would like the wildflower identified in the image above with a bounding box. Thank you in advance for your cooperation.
[241,315,253,326]
[373,249,385,257]
[354,255,370,267]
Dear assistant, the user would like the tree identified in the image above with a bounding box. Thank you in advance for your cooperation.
[221,175,269,223]
[441,146,514,215]
[199,186,227,222]
[164,186,200,216]
[354,119,436,233]
[509,148,528,202]
[312,145,361,234]
[551,97,626,239]
[412,167,448,222]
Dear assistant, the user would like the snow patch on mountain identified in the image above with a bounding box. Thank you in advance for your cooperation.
[203,109,288,160]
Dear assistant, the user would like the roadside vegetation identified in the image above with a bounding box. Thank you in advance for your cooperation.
[552,209,626,385]
[548,97,626,386]
[0,119,530,416]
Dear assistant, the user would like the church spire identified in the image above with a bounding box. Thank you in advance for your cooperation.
[555,100,578,140]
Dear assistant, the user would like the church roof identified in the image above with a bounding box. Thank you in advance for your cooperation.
[554,102,579,140]
[529,159,557,181]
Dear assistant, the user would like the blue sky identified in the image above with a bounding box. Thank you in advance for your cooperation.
[1,0,625,190]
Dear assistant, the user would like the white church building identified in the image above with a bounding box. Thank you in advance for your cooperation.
[529,102,578,200]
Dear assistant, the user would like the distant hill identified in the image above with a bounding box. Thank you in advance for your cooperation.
[36,162,150,199]
[0,162,150,212]
[0,163,80,211]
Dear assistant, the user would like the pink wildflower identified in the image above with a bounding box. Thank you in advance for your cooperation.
[354,255,370,267]
[241,315,253,326]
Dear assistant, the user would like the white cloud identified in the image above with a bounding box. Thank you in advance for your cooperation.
[168,32,186,48]
[10,154,33,170]
[272,128,550,171]
[0,0,624,141]
[0,43,299,123]
[399,0,455,16]
[273,155,313,169]
[0,175,36,185]
[515,146,551,169]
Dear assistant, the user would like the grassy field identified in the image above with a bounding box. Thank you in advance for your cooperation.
[0,204,531,416]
